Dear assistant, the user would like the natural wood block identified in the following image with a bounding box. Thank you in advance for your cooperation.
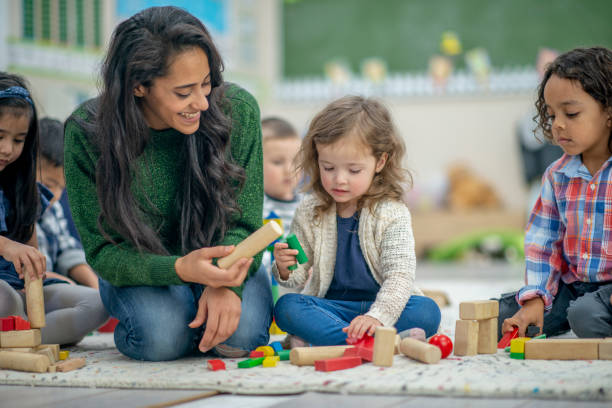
[373,326,397,367]
[54,357,86,372]
[477,318,497,354]
[24,272,46,328]
[524,339,601,360]
[459,300,499,320]
[35,344,60,361]
[217,221,283,269]
[598,339,612,360]
[35,347,57,364]
[454,320,478,356]
[0,329,41,348]
[400,337,441,364]
[0,347,34,353]
[394,334,401,355]
[289,346,352,366]
[0,350,50,373]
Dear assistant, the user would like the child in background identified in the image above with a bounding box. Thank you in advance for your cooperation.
[37,117,100,289]
[499,47,612,339]
[272,96,441,345]
[0,72,107,345]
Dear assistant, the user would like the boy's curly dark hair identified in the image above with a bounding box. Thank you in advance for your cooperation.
[535,46,612,148]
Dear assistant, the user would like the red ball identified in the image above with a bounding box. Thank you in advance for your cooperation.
[428,334,453,358]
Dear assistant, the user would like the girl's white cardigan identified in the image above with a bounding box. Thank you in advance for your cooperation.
[272,194,422,327]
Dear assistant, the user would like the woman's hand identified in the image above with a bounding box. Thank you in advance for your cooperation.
[188,286,242,352]
[45,271,77,285]
[273,242,299,280]
[0,236,46,281]
[502,297,545,337]
[175,246,252,288]
[343,315,382,342]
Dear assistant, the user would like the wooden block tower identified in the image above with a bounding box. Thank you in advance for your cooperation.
[454,300,499,356]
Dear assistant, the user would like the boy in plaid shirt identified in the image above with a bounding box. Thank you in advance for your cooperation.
[499,47,612,339]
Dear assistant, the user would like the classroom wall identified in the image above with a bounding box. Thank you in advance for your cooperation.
[262,91,533,211]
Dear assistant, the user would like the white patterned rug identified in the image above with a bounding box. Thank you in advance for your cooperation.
[2,272,611,401]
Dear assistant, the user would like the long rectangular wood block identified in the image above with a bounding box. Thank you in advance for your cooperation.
[454,320,478,356]
[373,326,397,367]
[598,339,612,360]
[217,221,283,269]
[459,300,499,320]
[524,339,600,360]
[477,318,497,354]
[0,329,41,348]
[289,345,351,366]
[54,357,86,372]
[314,356,362,372]
[0,350,50,373]
[35,344,60,361]
[35,347,57,364]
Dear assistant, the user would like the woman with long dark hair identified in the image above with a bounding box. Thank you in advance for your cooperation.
[64,6,272,361]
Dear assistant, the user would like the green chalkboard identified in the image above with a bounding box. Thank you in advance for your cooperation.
[282,0,612,78]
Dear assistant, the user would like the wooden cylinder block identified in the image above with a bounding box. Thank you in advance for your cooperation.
[400,337,441,364]
[0,350,50,373]
[289,345,352,366]
[217,221,283,269]
[24,272,46,328]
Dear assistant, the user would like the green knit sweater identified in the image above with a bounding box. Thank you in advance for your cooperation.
[64,85,263,298]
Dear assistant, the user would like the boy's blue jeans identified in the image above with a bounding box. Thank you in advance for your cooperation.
[98,265,273,361]
[274,293,441,345]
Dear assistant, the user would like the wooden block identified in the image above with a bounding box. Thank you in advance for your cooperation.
[598,339,612,360]
[459,300,499,320]
[343,346,373,362]
[54,357,86,372]
[59,350,69,360]
[394,334,401,355]
[277,350,290,361]
[24,272,46,328]
[0,317,15,331]
[373,326,396,367]
[269,341,283,354]
[399,337,441,364]
[12,316,30,330]
[0,329,41,348]
[498,326,519,349]
[207,359,226,371]
[217,221,283,269]
[35,347,56,364]
[0,350,50,373]
[1,347,34,353]
[314,356,362,372]
[255,346,275,357]
[249,350,264,358]
[289,346,352,366]
[510,337,531,354]
[237,357,264,368]
[35,344,60,361]
[524,339,601,360]
[262,356,280,367]
[477,318,497,354]
[454,320,478,356]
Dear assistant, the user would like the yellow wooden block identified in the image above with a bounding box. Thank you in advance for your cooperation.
[262,356,280,367]
[255,346,275,357]
[59,350,69,360]
[510,337,531,354]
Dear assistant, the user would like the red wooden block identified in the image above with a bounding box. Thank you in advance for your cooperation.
[207,359,226,371]
[98,317,119,333]
[249,350,265,358]
[314,356,362,372]
[0,317,15,331]
[12,316,30,330]
[498,326,519,349]
[343,346,373,362]
[346,334,375,349]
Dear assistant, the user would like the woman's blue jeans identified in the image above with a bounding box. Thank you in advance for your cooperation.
[98,265,273,361]
[274,293,441,346]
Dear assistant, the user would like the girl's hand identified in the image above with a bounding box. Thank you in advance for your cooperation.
[188,286,242,352]
[343,315,382,341]
[175,246,252,288]
[273,242,299,280]
[0,237,46,281]
[502,297,545,337]
[45,271,77,285]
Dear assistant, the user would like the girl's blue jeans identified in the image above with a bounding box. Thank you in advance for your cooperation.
[98,265,273,361]
[274,293,441,345]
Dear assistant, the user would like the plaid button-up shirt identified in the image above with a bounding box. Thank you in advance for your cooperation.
[519,154,612,310]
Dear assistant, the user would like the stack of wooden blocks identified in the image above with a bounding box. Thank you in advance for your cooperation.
[454,300,499,356]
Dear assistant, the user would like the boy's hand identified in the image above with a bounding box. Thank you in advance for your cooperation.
[502,297,545,337]
[343,315,382,341]
[273,242,299,280]
[1,238,46,281]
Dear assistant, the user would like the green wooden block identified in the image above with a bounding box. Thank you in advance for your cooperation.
[238,357,265,368]
[533,334,546,339]
[504,346,510,352]
[509,352,524,360]
[277,350,290,361]
[286,234,308,264]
